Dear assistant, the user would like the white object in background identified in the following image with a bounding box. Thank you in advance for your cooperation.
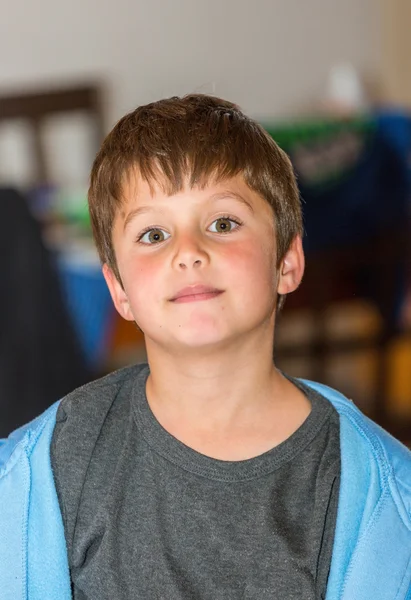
[42,113,95,188]
[324,62,367,113]
[0,120,36,187]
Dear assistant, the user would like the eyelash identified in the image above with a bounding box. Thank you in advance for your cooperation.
[136,225,166,243]
[208,214,243,233]
[136,215,243,244]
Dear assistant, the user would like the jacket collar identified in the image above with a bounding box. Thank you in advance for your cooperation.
[302,380,411,599]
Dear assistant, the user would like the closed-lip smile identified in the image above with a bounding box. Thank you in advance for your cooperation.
[170,285,224,303]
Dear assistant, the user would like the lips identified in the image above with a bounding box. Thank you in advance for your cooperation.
[170,285,224,303]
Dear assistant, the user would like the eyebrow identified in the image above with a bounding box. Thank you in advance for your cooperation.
[123,206,156,232]
[122,190,254,232]
[209,191,255,214]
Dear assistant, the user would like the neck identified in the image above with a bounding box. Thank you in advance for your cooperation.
[144,331,307,437]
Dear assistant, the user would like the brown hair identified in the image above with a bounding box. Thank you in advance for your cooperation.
[88,94,302,284]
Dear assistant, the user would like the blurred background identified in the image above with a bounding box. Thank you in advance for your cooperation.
[0,0,410,443]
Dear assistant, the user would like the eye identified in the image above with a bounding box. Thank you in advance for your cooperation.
[208,217,241,234]
[138,228,170,244]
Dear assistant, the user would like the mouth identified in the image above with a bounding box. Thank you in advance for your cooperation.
[170,285,224,303]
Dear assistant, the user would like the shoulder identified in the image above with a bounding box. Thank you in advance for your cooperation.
[0,401,60,470]
[0,362,147,473]
[301,379,411,515]
[52,362,148,462]
[56,362,147,420]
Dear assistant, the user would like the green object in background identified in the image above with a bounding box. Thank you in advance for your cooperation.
[263,114,375,153]
[55,188,91,229]
[263,115,376,189]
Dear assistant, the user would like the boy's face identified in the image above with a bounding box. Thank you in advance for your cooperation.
[103,173,304,353]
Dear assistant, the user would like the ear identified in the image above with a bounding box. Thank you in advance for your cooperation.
[277,235,305,295]
[102,263,135,322]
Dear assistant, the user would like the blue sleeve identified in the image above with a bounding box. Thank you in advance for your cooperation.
[0,401,71,600]
[0,419,37,467]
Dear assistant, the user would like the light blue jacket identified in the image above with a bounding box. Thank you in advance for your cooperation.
[1,381,410,600]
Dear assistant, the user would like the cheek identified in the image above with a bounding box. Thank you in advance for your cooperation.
[121,256,164,302]
[222,239,276,286]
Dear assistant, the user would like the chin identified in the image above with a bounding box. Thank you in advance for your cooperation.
[172,329,229,350]
[151,323,234,353]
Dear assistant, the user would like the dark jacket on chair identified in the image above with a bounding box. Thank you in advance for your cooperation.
[0,187,89,436]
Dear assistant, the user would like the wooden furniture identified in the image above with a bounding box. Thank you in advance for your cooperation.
[0,83,116,372]
[276,223,411,444]
[0,83,105,184]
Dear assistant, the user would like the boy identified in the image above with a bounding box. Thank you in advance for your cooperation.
[1,94,410,600]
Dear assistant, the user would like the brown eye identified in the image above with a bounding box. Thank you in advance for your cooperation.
[148,229,164,243]
[139,228,170,244]
[210,217,238,233]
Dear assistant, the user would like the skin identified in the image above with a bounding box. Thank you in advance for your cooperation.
[103,172,309,460]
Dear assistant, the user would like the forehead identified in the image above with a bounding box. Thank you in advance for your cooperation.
[117,170,272,219]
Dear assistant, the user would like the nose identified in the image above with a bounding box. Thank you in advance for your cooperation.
[172,233,209,271]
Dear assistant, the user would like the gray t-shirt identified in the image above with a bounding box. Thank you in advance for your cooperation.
[51,364,340,600]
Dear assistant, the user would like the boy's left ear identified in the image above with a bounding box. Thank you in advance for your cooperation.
[277,235,305,295]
